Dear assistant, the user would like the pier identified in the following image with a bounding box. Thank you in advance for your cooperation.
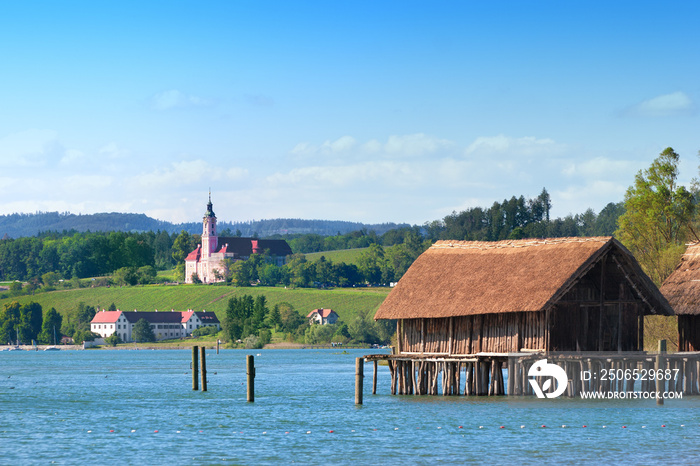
[363,350,700,397]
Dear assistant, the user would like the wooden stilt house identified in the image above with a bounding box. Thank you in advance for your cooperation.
[374,237,673,354]
[660,243,700,351]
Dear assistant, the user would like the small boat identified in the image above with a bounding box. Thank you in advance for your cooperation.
[44,346,60,351]
[7,347,24,351]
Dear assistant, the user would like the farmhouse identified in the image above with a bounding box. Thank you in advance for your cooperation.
[185,194,293,284]
[90,309,220,342]
[374,237,673,354]
[660,243,700,351]
[307,308,339,325]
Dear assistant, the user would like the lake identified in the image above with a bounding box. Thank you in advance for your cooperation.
[1,348,698,464]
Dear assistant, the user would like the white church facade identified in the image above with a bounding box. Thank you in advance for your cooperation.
[184,195,293,284]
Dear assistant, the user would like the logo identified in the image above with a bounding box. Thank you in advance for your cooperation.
[528,359,568,399]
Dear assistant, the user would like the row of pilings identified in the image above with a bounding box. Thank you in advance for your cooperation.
[362,350,700,399]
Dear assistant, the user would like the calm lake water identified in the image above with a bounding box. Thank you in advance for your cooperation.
[1,348,698,464]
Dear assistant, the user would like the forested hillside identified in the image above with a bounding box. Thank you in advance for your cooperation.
[0,212,407,239]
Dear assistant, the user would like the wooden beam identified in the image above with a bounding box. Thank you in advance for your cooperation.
[396,320,402,354]
[598,255,605,351]
[448,317,454,355]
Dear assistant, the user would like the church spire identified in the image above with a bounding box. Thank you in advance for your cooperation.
[205,189,215,218]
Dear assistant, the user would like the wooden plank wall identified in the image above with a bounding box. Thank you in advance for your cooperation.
[401,312,546,354]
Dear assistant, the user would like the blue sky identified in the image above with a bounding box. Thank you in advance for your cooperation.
[1,1,698,226]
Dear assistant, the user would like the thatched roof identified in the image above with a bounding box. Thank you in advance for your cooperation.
[375,237,672,320]
[660,243,700,315]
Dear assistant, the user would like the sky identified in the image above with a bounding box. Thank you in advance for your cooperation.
[1,1,699,227]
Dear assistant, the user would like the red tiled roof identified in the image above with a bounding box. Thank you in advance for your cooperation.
[307,308,335,318]
[91,311,122,323]
[185,245,201,261]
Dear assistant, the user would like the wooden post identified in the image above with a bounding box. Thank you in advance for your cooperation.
[598,256,605,351]
[372,360,378,395]
[507,357,514,396]
[200,346,207,392]
[656,340,666,405]
[396,320,402,355]
[355,357,364,405]
[216,339,220,354]
[192,345,199,391]
[247,354,255,402]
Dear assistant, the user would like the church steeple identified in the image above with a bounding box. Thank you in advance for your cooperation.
[202,191,218,257]
[205,189,215,218]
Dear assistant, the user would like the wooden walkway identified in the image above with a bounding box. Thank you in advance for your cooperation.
[364,351,700,397]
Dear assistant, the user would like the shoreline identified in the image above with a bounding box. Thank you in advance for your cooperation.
[0,344,83,351]
[0,342,379,351]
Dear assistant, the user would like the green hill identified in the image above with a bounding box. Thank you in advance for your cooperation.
[0,284,391,324]
[305,248,368,264]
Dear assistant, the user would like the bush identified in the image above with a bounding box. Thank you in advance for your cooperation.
[244,334,264,349]
[105,333,123,347]
[73,330,99,345]
[192,326,220,337]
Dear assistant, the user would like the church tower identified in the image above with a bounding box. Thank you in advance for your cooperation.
[201,191,218,258]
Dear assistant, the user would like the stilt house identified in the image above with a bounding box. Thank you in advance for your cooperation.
[660,243,700,351]
[374,237,673,354]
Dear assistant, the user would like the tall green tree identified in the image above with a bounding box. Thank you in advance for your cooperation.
[132,318,156,342]
[0,302,21,344]
[38,308,62,345]
[19,302,43,343]
[616,147,697,285]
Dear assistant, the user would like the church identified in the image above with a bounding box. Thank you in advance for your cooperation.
[184,195,293,284]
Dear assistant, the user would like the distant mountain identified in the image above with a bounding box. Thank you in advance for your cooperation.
[0,211,409,239]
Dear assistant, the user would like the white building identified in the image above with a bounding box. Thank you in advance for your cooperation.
[307,308,339,325]
[90,309,220,342]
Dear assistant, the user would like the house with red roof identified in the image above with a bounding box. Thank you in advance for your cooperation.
[91,309,220,342]
[184,194,293,284]
[307,309,339,325]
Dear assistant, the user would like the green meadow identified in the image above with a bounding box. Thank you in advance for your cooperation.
[304,248,368,264]
[0,284,391,324]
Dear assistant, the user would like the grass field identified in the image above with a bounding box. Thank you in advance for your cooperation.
[0,284,391,324]
[305,248,368,264]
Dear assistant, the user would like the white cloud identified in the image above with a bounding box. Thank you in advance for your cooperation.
[627,91,694,117]
[266,159,426,189]
[291,136,357,157]
[291,133,454,160]
[553,181,627,217]
[130,160,249,190]
[562,157,636,178]
[59,174,113,190]
[383,133,454,157]
[131,160,215,188]
[60,149,85,165]
[226,167,249,180]
[150,90,212,110]
[99,142,130,159]
[465,134,564,157]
